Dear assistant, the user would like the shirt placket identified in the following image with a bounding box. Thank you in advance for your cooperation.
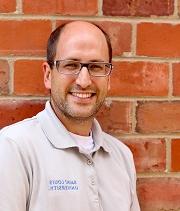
[84,154,103,211]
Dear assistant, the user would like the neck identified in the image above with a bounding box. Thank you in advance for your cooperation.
[59,113,93,136]
[51,102,93,136]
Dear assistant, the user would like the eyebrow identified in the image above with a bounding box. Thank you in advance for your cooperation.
[57,58,106,63]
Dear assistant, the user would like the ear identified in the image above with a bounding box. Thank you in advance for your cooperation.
[43,62,52,90]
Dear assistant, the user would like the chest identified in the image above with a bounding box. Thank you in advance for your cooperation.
[28,147,132,211]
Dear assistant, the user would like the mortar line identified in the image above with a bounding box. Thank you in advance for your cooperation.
[130,23,137,57]
[98,0,103,16]
[7,59,14,95]
[51,19,57,31]
[174,0,179,17]
[1,55,180,63]
[166,138,172,173]
[168,62,173,98]
[117,134,180,139]
[0,56,45,60]
[0,96,49,100]
[112,56,180,63]
[106,96,180,101]
[16,0,22,14]
[2,95,180,101]
[137,172,180,178]
[0,14,180,23]
[131,101,137,133]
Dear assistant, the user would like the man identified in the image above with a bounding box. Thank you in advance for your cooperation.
[0,21,140,211]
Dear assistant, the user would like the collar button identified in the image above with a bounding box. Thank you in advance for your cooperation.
[87,159,93,165]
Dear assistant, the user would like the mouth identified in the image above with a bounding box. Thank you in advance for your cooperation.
[70,92,95,99]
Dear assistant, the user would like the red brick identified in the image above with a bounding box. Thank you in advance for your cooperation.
[137,102,180,133]
[0,20,52,56]
[96,101,132,134]
[14,60,48,96]
[95,21,132,56]
[56,20,132,57]
[0,60,9,95]
[137,23,180,58]
[103,0,174,16]
[0,0,16,13]
[23,0,98,15]
[173,63,180,96]
[137,178,180,211]
[109,61,168,96]
[124,139,166,173]
[171,139,180,171]
[0,100,45,128]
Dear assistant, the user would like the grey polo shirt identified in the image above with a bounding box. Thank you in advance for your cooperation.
[0,101,140,211]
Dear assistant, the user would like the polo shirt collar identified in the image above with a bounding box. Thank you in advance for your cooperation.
[37,101,110,153]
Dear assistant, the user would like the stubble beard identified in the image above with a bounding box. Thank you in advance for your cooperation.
[51,94,105,123]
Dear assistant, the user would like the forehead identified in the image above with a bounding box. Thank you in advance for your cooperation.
[55,22,109,60]
[60,21,107,42]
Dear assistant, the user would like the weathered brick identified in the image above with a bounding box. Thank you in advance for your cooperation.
[124,139,166,173]
[14,60,48,96]
[96,100,132,134]
[0,20,52,56]
[0,60,9,95]
[23,0,98,15]
[171,139,180,171]
[0,100,45,128]
[56,20,132,57]
[95,21,132,56]
[138,178,180,211]
[109,61,168,96]
[137,23,180,58]
[103,0,174,16]
[0,0,16,13]
[173,63,180,96]
[137,102,180,133]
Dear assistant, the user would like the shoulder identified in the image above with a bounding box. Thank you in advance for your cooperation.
[0,116,40,143]
[102,132,134,164]
[103,132,132,154]
[102,132,137,183]
[0,115,44,163]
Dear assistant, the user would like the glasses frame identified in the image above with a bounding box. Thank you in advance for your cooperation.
[52,60,113,77]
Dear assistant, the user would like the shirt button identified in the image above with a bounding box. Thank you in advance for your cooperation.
[91,178,95,185]
[87,159,93,165]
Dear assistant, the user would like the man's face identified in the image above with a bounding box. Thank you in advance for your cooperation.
[44,22,110,121]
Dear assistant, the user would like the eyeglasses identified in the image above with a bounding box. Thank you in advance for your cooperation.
[51,60,113,77]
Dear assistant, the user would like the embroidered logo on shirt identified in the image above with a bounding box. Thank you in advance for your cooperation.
[48,179,79,191]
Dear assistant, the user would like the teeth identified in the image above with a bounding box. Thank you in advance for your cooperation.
[71,93,92,98]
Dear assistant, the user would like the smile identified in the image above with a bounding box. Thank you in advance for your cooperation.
[71,92,95,99]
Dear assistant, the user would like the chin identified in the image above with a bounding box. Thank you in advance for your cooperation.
[63,104,102,120]
[72,112,95,119]
[66,109,97,121]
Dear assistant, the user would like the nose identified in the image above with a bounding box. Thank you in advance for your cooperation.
[75,67,92,88]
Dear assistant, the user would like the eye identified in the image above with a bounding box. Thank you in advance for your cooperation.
[62,61,79,70]
[89,63,104,71]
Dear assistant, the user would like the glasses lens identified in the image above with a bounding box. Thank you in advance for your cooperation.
[55,60,112,76]
[89,63,111,76]
[57,60,80,74]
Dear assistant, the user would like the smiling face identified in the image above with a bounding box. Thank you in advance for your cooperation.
[44,21,110,122]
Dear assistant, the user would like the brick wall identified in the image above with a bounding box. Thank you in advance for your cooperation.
[0,0,180,210]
